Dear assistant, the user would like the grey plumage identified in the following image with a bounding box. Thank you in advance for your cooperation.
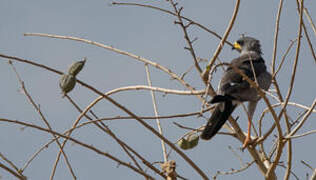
[201,36,272,141]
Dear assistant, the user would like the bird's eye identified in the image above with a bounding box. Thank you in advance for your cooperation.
[237,40,244,46]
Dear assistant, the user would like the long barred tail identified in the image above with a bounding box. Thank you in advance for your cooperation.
[200,96,236,140]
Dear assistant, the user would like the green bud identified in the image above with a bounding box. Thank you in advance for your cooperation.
[59,74,76,97]
[68,57,86,76]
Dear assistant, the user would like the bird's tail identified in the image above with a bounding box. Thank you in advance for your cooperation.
[200,95,236,140]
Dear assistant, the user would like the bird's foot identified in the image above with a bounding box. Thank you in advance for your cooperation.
[242,137,253,149]
[242,137,260,151]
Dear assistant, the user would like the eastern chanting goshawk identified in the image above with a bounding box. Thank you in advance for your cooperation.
[200,36,272,147]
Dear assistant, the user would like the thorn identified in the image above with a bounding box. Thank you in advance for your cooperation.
[174,21,181,25]
[179,7,183,13]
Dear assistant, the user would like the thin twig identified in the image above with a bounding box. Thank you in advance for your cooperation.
[111,2,234,48]
[1,44,270,180]
[106,85,204,96]
[266,0,304,178]
[145,64,168,163]
[169,0,202,74]
[181,57,207,79]
[0,162,26,180]
[277,163,299,180]
[8,61,77,180]
[0,53,199,179]
[213,161,255,179]
[0,152,20,175]
[228,146,244,166]
[52,93,150,179]
[301,160,316,180]
[42,98,165,179]
[76,78,209,179]
[0,54,188,179]
[271,0,284,74]
[2,53,208,178]
[0,118,155,180]
[301,160,314,170]
[89,106,146,173]
[257,101,316,142]
[286,129,316,139]
[19,95,211,173]
[303,8,316,37]
[295,0,316,62]
[22,33,206,104]
[202,0,240,84]
[286,98,316,138]
[274,38,297,77]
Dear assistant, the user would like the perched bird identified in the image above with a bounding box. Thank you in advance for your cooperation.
[200,36,272,147]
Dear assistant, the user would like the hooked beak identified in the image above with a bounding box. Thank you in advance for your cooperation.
[232,42,242,51]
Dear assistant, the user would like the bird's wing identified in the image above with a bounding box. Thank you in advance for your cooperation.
[219,52,268,101]
[201,52,272,141]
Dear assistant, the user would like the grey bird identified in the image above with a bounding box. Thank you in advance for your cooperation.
[200,36,272,147]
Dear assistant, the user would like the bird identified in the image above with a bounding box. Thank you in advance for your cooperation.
[200,36,272,147]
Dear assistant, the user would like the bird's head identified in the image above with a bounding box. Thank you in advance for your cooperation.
[232,36,262,55]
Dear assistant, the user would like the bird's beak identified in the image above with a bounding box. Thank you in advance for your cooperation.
[232,42,242,50]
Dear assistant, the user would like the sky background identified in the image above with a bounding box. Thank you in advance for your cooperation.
[0,0,315,179]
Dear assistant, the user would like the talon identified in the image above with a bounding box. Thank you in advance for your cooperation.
[242,137,252,148]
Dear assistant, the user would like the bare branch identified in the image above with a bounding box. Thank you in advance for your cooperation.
[303,8,316,37]
[274,38,297,77]
[286,98,316,138]
[169,0,202,74]
[111,2,235,48]
[22,33,206,103]
[0,162,26,180]
[0,152,20,175]
[145,64,168,163]
[213,161,255,179]
[0,118,155,180]
[286,129,316,140]
[8,61,77,180]
[202,0,240,84]
[271,0,284,74]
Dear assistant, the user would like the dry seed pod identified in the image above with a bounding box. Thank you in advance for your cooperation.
[68,57,86,76]
[59,74,76,97]
[177,138,190,150]
[186,134,199,149]
[177,134,199,150]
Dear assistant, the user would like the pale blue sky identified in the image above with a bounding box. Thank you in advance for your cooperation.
[0,0,315,179]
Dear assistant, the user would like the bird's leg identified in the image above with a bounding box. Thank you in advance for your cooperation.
[243,114,252,148]
[242,101,258,148]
